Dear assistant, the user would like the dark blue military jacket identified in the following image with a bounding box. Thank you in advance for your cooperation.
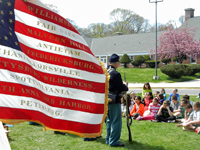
[107,65,128,103]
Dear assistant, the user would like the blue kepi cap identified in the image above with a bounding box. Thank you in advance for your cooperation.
[109,54,119,63]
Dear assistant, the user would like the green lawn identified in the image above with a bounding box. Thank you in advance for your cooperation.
[117,68,200,83]
[9,95,200,150]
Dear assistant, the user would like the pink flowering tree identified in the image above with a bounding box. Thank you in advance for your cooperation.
[152,27,200,64]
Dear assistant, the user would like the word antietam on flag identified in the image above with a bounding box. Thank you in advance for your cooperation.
[0,0,109,137]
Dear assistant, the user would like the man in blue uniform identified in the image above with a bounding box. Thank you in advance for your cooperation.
[106,54,128,147]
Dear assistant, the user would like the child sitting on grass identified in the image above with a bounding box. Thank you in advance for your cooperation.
[168,89,180,101]
[130,96,144,119]
[155,100,176,122]
[170,95,180,113]
[160,88,167,100]
[174,99,188,120]
[184,103,194,122]
[143,92,153,111]
[182,101,200,132]
[154,91,160,99]
[142,82,152,98]
[131,91,136,102]
[183,94,193,107]
[158,93,165,105]
[136,98,160,121]
[177,103,194,126]
[121,94,133,117]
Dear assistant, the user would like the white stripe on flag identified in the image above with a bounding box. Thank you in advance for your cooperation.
[0,69,105,104]
[0,45,106,82]
[14,9,88,46]
[0,94,103,124]
[16,32,100,65]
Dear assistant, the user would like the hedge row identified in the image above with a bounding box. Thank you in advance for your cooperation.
[160,64,200,78]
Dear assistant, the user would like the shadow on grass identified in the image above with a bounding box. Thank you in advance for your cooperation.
[166,76,199,82]
[96,137,165,150]
[122,140,165,150]
[8,137,15,142]
[65,133,79,138]
[29,124,43,128]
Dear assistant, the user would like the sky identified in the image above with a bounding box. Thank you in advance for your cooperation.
[41,0,200,28]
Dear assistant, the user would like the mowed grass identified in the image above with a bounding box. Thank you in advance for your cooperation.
[9,95,200,150]
[117,68,200,83]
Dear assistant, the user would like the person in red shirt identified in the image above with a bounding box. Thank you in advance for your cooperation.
[143,92,153,111]
[130,96,144,118]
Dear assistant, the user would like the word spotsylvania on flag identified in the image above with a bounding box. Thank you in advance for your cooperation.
[0,0,109,137]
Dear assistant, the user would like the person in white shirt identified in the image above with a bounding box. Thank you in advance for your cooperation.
[182,101,200,131]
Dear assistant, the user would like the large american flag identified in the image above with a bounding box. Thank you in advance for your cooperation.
[0,0,108,137]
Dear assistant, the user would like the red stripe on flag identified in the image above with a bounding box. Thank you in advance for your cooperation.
[20,43,103,74]
[0,57,105,93]
[0,107,101,133]
[0,82,105,114]
[15,21,93,55]
[14,0,79,35]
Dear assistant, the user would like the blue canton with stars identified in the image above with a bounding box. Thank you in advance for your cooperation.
[0,0,21,51]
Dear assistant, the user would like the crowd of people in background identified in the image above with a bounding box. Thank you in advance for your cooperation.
[121,82,200,133]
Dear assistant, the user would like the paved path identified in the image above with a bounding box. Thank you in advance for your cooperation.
[128,79,200,89]
[128,89,199,95]
[128,79,200,95]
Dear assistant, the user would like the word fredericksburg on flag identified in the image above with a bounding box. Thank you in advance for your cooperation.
[0,0,109,138]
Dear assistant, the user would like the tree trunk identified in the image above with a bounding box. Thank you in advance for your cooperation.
[124,63,127,68]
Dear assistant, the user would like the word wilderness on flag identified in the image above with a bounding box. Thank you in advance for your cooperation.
[0,0,109,137]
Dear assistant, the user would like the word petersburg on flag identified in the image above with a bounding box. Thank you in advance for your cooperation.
[0,0,109,137]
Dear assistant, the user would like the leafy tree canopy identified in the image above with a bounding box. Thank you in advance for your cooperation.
[152,27,200,64]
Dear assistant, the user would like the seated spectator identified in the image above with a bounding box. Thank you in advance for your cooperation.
[184,104,194,121]
[181,101,200,132]
[170,95,180,113]
[130,96,144,119]
[136,98,160,121]
[168,89,180,101]
[160,88,167,100]
[128,94,134,113]
[142,92,153,111]
[174,99,188,119]
[154,91,160,99]
[177,103,193,126]
[121,93,126,117]
[155,100,176,122]
[131,91,136,100]
[182,94,193,107]
[158,93,165,105]
[121,94,133,117]
[130,91,136,105]
[142,82,152,98]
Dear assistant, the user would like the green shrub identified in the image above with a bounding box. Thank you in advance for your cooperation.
[120,54,131,68]
[185,64,200,75]
[160,64,193,78]
[144,55,151,61]
[145,60,160,68]
[131,60,141,68]
[131,55,145,68]
[161,58,171,65]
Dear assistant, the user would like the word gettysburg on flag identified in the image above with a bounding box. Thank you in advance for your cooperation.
[0,0,109,137]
